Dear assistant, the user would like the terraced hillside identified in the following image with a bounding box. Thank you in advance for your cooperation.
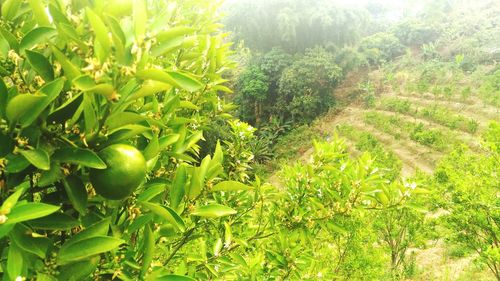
[268,61,499,279]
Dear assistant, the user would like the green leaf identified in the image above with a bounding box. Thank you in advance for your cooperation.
[167,71,204,92]
[53,147,107,169]
[143,135,159,160]
[19,78,65,127]
[20,27,57,52]
[62,176,88,215]
[73,75,115,99]
[28,0,51,26]
[133,0,147,40]
[26,50,54,81]
[47,93,83,124]
[2,0,22,21]
[137,182,166,202]
[169,164,187,210]
[58,236,124,265]
[5,94,46,126]
[137,69,203,92]
[211,181,253,192]
[159,134,180,150]
[29,212,80,230]
[140,202,186,232]
[0,78,8,119]
[51,45,81,81]
[179,101,200,111]
[19,148,50,170]
[6,203,60,225]
[191,204,237,218]
[5,153,30,173]
[105,112,147,131]
[141,223,154,276]
[106,125,151,144]
[66,219,110,245]
[10,224,50,259]
[1,182,29,211]
[151,26,196,56]
[86,8,111,59]
[187,156,211,199]
[7,243,23,279]
[58,256,100,281]
[0,27,19,52]
[156,275,196,281]
[128,80,171,100]
[38,162,64,187]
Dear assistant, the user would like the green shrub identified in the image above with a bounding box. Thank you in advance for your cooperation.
[359,32,405,65]
[278,47,342,122]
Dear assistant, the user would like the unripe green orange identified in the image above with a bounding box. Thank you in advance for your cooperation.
[89,144,146,200]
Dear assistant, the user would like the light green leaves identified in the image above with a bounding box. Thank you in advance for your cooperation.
[211,181,253,192]
[191,204,237,218]
[137,69,203,92]
[19,148,50,170]
[133,0,147,40]
[20,27,57,52]
[15,78,65,127]
[2,0,22,21]
[28,0,51,27]
[140,202,186,232]
[151,26,195,56]
[58,236,124,265]
[6,203,60,225]
[6,94,46,127]
[73,75,115,99]
[52,147,107,169]
[169,164,187,210]
[86,8,111,59]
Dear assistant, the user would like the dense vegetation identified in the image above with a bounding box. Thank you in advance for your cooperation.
[0,0,498,280]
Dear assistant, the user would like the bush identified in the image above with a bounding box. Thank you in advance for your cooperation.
[392,20,440,46]
[359,32,405,65]
[277,47,343,122]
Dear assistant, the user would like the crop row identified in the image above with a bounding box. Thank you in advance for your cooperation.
[362,111,459,152]
[377,98,479,134]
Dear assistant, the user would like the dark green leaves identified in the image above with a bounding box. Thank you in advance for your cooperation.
[191,204,237,218]
[53,147,107,169]
[26,50,54,81]
[62,176,88,215]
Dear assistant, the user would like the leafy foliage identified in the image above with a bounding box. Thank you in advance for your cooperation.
[433,122,500,279]
[278,47,343,122]
[0,1,259,279]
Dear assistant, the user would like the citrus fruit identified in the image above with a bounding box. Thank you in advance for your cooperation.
[89,144,146,200]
